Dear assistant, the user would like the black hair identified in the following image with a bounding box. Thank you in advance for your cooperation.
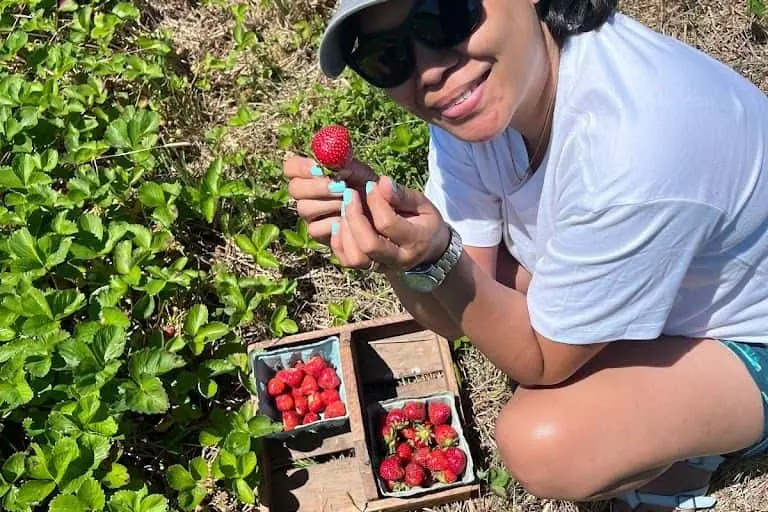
[536,0,619,46]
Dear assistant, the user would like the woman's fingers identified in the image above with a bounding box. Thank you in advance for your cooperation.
[341,188,402,267]
[296,199,344,222]
[306,216,341,246]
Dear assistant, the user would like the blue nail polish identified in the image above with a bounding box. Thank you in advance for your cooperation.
[331,222,339,236]
[365,181,375,195]
[310,165,323,177]
[343,189,353,205]
[328,181,346,194]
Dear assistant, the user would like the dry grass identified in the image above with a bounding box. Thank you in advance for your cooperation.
[144,0,768,509]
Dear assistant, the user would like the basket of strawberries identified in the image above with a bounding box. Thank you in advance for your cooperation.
[250,336,348,438]
[367,391,475,498]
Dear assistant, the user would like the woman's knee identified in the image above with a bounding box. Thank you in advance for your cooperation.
[494,395,597,500]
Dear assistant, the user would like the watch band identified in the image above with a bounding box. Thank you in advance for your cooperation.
[400,226,463,293]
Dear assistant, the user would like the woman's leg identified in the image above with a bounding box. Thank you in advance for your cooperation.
[493,337,764,507]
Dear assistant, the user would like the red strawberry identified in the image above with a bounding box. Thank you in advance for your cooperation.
[403,401,426,423]
[300,374,319,395]
[428,401,451,425]
[304,355,327,378]
[162,326,176,339]
[412,446,431,468]
[311,125,352,170]
[435,469,458,484]
[404,462,426,487]
[443,447,467,475]
[321,388,340,405]
[307,391,325,413]
[277,367,304,388]
[275,394,294,412]
[267,377,285,396]
[381,424,397,453]
[303,412,320,424]
[401,426,416,444]
[282,410,300,430]
[426,450,449,473]
[317,368,340,390]
[395,442,412,463]
[324,400,346,418]
[294,395,309,416]
[384,409,408,430]
[434,424,458,447]
[378,456,404,481]
[291,387,304,399]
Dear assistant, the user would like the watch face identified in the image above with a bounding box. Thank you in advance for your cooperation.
[402,272,438,293]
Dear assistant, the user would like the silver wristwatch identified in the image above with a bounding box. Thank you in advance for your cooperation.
[399,226,463,293]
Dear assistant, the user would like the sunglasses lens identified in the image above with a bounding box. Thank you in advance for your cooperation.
[412,0,483,47]
[348,34,413,88]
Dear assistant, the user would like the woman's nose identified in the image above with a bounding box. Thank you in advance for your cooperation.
[412,41,461,88]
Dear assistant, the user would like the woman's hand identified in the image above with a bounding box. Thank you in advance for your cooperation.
[332,175,451,272]
[283,155,378,246]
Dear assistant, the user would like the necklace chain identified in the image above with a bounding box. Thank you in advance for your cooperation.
[518,87,557,184]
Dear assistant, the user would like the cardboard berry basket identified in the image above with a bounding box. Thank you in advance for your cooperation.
[248,313,480,512]
[366,391,476,499]
[250,335,350,439]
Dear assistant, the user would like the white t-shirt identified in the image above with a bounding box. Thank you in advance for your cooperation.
[424,13,768,345]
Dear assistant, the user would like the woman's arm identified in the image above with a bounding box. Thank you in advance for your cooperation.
[431,243,605,387]
[384,244,534,342]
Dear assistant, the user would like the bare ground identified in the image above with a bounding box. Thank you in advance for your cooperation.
[145,0,768,509]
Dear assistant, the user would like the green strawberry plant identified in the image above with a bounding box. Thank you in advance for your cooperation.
[233,224,281,269]
[0,0,292,509]
[283,218,324,253]
[328,298,355,326]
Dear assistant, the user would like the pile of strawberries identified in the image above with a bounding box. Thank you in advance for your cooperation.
[267,354,346,430]
[376,399,467,492]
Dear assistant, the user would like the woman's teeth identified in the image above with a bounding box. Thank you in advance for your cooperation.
[451,88,474,107]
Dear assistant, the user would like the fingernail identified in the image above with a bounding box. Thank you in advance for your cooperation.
[328,181,347,194]
[331,222,339,236]
[365,181,375,195]
[343,188,353,205]
[310,165,323,177]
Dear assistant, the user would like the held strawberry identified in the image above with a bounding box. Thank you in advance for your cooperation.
[325,400,347,418]
[267,377,285,396]
[428,401,451,425]
[311,124,352,170]
[317,367,341,390]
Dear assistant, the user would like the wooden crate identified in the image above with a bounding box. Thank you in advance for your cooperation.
[248,312,480,512]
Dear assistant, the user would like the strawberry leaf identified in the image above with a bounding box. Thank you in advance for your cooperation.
[183,304,208,337]
[166,465,195,491]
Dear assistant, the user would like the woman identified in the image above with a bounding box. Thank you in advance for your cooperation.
[283,0,768,509]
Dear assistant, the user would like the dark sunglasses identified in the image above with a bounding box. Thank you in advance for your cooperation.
[340,0,484,89]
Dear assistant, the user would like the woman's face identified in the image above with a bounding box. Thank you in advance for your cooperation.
[354,0,552,143]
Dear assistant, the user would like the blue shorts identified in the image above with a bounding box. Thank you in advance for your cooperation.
[721,339,768,458]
